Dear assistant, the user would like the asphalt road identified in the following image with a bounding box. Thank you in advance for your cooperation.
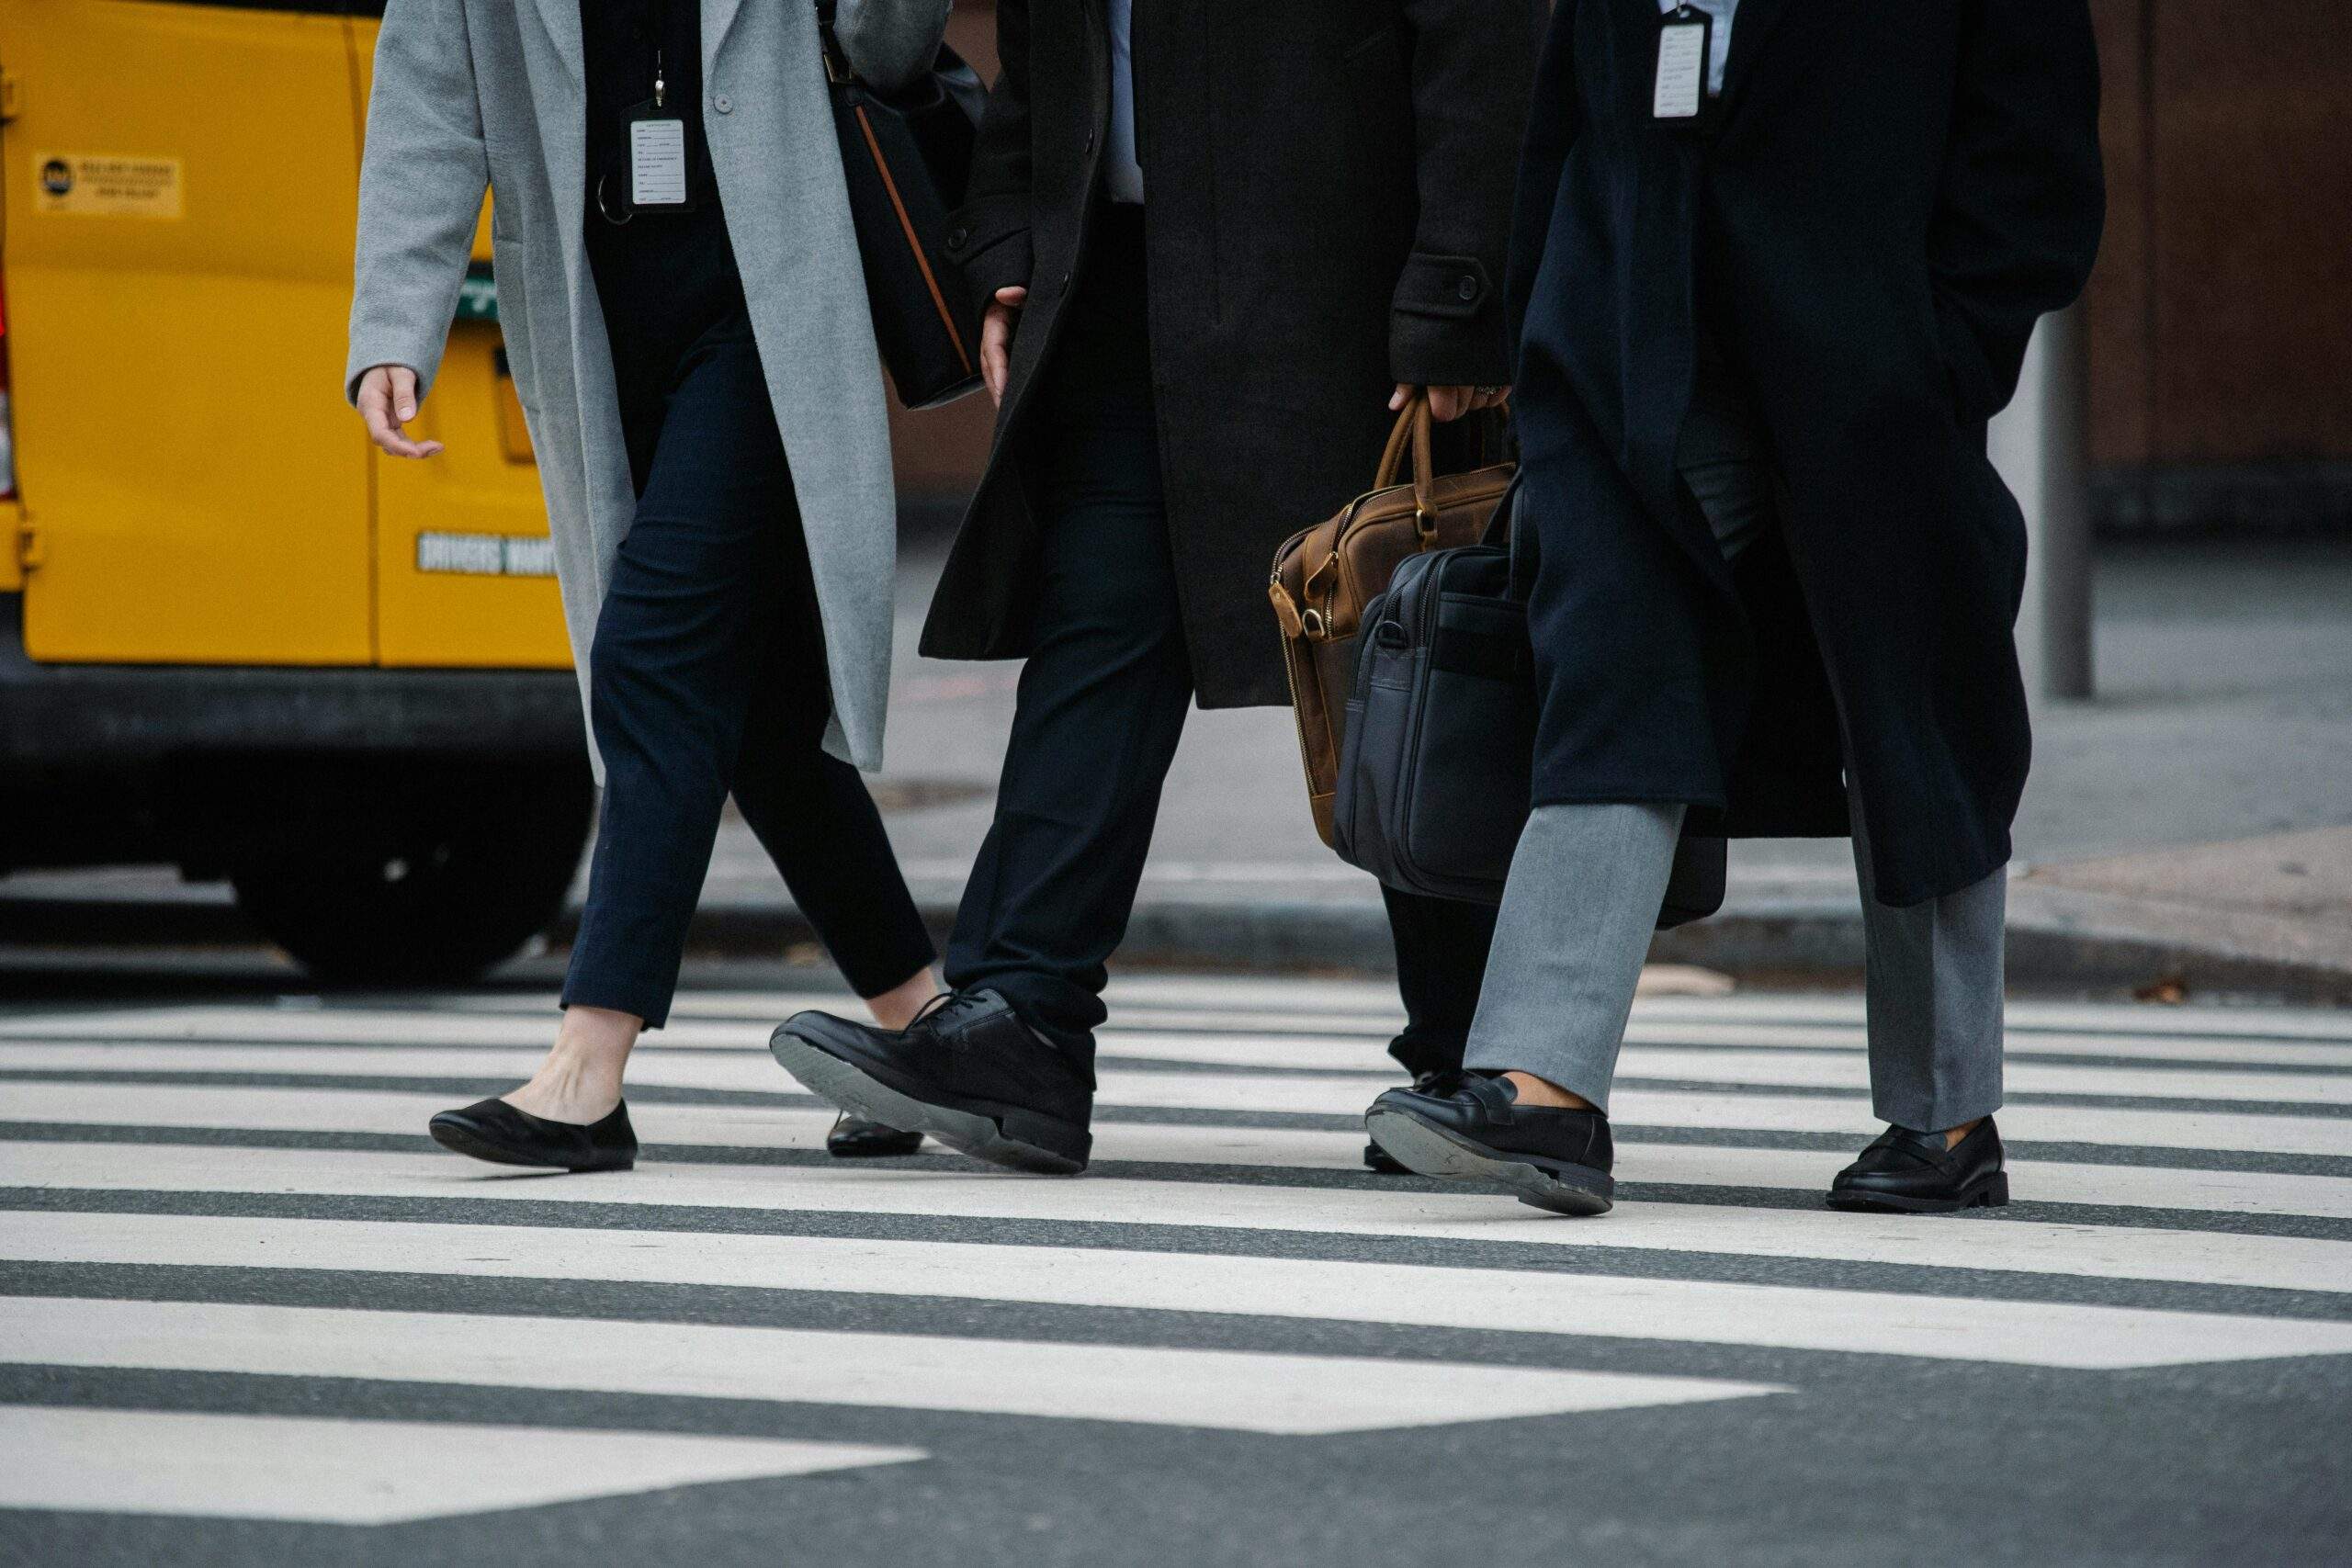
[1,970,2348,1566]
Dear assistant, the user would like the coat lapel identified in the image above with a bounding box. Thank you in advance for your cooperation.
[704,0,748,69]
[1713,0,1794,125]
[525,0,582,84]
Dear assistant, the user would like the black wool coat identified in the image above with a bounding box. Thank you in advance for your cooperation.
[920,0,1544,707]
[1509,0,2105,906]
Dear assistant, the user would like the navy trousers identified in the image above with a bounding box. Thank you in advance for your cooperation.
[562,203,934,1028]
[945,208,1495,1073]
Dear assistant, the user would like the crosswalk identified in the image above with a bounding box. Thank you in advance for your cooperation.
[3,976,2350,1529]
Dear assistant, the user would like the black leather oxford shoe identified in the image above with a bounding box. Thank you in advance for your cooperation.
[772,989,1093,1174]
[427,1098,637,1172]
[825,1112,925,1159]
[1363,1071,1614,1215]
[1363,1071,1467,1173]
[1826,1117,2008,1213]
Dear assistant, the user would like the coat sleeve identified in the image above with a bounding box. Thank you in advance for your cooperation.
[1386,0,1547,389]
[944,0,1035,316]
[836,0,953,96]
[1927,0,2106,424]
[344,0,489,405]
[1503,3,1580,369]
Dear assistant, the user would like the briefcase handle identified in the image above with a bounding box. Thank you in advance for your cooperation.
[1369,394,1442,542]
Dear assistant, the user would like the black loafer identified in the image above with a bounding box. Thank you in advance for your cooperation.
[772,989,1093,1174]
[427,1097,637,1172]
[1363,1071,1465,1173]
[826,1112,925,1158]
[1363,1072,1614,1215]
[1826,1117,2008,1213]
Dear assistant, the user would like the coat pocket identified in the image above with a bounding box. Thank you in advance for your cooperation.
[489,237,538,414]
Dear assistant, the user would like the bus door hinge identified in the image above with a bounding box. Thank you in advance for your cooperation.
[0,75,21,124]
[16,525,43,572]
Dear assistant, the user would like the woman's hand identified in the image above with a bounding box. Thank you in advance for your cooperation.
[356,365,444,458]
[1388,383,1511,422]
[980,286,1027,407]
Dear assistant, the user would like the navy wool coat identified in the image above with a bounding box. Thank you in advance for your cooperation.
[1508,0,2106,906]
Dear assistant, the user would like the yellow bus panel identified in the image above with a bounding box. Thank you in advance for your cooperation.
[6,0,373,664]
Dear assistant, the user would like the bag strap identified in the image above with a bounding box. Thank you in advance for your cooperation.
[1479,469,1536,604]
[1369,395,1441,543]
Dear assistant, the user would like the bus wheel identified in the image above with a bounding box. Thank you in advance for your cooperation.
[230,763,593,986]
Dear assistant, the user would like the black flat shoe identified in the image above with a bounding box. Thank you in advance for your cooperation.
[773,989,1093,1174]
[1363,1071,1465,1173]
[826,1112,925,1158]
[427,1097,637,1172]
[1363,1072,1614,1215]
[1826,1117,2008,1213]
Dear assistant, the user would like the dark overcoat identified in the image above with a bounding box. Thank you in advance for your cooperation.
[921,0,1544,707]
[1510,0,2105,906]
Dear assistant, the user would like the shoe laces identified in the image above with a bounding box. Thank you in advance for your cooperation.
[909,989,989,1032]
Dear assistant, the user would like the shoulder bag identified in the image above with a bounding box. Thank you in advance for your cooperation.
[816,4,988,409]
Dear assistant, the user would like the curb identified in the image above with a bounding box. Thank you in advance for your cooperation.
[7,886,2347,1004]
[596,888,2352,1003]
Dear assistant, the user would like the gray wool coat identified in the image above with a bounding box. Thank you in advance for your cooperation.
[346,0,952,775]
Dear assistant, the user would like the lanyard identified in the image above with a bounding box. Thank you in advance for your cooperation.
[652,0,669,109]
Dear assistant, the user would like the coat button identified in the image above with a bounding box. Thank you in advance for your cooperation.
[948,226,969,251]
[1457,274,1479,302]
[712,93,733,114]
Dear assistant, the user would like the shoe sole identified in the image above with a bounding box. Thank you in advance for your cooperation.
[825,1133,928,1160]
[426,1118,633,1174]
[770,1028,1090,1176]
[1363,1106,1613,1216]
[1825,1171,2010,1214]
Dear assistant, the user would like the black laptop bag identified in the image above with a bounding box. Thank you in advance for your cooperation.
[1330,485,1726,924]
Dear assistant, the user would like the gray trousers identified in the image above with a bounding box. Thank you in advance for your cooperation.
[1463,335,2007,1134]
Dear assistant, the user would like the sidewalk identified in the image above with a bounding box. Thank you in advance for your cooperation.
[694,533,2352,999]
[6,536,2349,998]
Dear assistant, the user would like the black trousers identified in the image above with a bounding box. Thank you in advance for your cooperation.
[562,203,934,1028]
[945,207,1495,1072]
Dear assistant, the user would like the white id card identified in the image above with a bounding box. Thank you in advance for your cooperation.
[630,118,688,207]
[1653,12,1710,122]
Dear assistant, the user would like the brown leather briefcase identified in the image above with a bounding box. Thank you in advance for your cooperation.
[1269,395,1515,847]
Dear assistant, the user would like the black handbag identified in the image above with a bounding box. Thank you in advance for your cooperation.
[1331,480,1726,924]
[817,5,987,409]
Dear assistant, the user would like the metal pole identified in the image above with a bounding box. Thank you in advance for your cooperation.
[1993,300,2096,703]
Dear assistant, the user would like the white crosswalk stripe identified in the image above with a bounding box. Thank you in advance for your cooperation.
[12,1211,2351,1369]
[11,1041,2350,1154]
[5,1295,1779,1435]
[2,977,2348,1526]
[13,1080,2352,1217]
[0,1406,927,1525]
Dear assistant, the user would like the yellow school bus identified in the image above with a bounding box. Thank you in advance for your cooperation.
[0,0,593,980]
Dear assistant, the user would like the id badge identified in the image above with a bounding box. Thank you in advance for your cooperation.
[628,107,690,209]
[1653,6,1713,125]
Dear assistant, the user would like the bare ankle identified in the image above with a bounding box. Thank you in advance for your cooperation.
[866,965,944,1032]
[1501,1071,1600,1112]
[505,1006,639,1121]
[1942,1116,1984,1150]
